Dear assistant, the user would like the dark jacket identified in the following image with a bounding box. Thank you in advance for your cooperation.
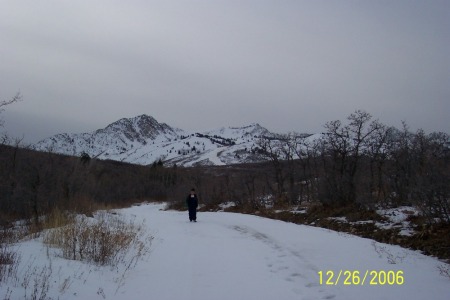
[186,193,198,209]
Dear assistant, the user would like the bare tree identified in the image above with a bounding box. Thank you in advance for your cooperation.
[366,124,391,205]
[0,93,22,127]
[0,93,22,145]
[278,133,299,205]
[410,131,449,223]
[243,172,258,208]
[386,122,414,206]
[320,110,384,205]
[257,136,287,207]
[291,134,321,203]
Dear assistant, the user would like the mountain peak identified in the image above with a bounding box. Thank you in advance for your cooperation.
[32,115,285,167]
[131,114,158,125]
[100,114,175,140]
[105,114,156,129]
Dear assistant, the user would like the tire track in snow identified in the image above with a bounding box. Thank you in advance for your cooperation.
[230,225,336,299]
[131,205,340,299]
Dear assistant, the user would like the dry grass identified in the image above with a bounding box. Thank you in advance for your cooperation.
[1,207,153,299]
[43,211,149,266]
[0,244,20,285]
[41,208,75,230]
[0,227,21,285]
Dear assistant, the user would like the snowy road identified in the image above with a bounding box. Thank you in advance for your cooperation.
[6,203,450,299]
[114,204,450,300]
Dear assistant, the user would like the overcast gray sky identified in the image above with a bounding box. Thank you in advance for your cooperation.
[1,0,449,143]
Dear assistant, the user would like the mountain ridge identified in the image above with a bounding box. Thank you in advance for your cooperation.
[32,115,279,166]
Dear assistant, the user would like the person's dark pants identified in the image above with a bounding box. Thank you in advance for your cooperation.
[188,207,197,221]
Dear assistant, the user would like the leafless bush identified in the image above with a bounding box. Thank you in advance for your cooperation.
[21,263,51,300]
[0,228,21,285]
[0,92,22,130]
[0,244,20,284]
[44,211,151,266]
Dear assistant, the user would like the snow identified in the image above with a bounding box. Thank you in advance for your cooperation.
[218,202,237,210]
[3,203,450,299]
[377,206,420,224]
[32,115,273,166]
[376,206,420,236]
[184,147,227,166]
[326,207,421,237]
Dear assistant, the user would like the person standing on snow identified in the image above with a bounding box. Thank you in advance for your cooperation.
[186,188,198,222]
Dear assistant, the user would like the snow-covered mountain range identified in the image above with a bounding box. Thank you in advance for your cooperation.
[32,115,276,166]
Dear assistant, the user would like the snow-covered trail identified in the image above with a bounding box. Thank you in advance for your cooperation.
[124,205,318,300]
[114,204,450,300]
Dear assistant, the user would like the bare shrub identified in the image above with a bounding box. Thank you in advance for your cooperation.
[0,244,20,284]
[0,228,21,284]
[44,211,151,266]
[21,263,52,300]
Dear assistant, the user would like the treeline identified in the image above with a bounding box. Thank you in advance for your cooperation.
[0,145,178,225]
[246,110,449,224]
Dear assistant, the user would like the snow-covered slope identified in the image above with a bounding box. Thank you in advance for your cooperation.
[3,203,450,299]
[32,115,274,166]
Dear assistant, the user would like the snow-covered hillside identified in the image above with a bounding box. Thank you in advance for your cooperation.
[32,115,274,166]
[3,203,450,299]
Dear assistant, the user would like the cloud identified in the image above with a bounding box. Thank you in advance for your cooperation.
[0,0,449,143]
